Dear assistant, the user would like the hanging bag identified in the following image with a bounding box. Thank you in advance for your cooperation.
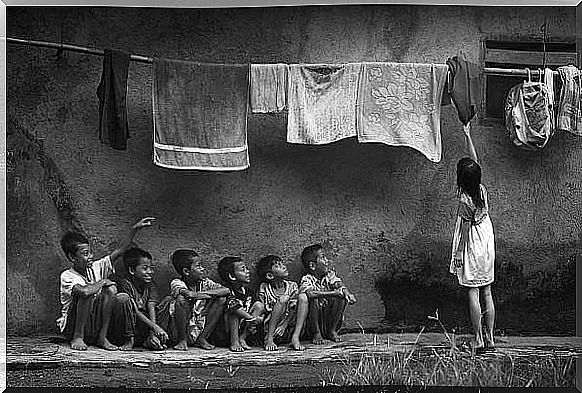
[504,68,554,151]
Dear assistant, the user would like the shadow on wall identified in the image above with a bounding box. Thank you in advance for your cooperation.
[374,238,577,336]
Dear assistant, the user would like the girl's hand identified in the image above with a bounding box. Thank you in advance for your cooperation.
[133,217,156,229]
[462,123,471,137]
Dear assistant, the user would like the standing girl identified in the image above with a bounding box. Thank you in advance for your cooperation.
[450,125,496,354]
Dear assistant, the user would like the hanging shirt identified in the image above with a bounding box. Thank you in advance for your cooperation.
[250,64,288,113]
[287,63,361,145]
[556,65,582,135]
[356,62,448,163]
[445,56,482,126]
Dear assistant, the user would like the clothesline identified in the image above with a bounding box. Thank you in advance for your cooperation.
[5,36,563,76]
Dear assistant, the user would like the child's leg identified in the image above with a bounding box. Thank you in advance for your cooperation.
[226,312,243,352]
[307,299,324,345]
[96,285,119,350]
[196,297,226,350]
[173,295,193,351]
[110,293,138,351]
[240,301,264,350]
[326,297,347,342]
[70,295,96,350]
[265,295,290,351]
[291,293,308,351]
[467,287,484,349]
[481,285,495,348]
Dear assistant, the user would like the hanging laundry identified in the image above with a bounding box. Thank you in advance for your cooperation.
[445,55,482,126]
[96,49,131,150]
[356,62,448,163]
[556,65,582,136]
[152,59,250,171]
[287,63,361,145]
[250,63,288,113]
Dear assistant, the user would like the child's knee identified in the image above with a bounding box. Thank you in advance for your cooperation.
[297,293,308,304]
[113,292,132,306]
[103,285,117,297]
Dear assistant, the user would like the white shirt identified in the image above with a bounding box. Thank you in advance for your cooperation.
[56,255,114,332]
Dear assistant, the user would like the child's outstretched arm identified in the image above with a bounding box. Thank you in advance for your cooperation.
[110,217,156,261]
[463,124,479,164]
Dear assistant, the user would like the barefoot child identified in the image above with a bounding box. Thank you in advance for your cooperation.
[300,244,356,344]
[450,124,496,354]
[57,217,155,351]
[110,247,169,351]
[256,255,308,351]
[157,249,229,350]
[218,257,264,352]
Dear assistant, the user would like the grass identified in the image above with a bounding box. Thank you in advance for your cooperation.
[320,311,577,388]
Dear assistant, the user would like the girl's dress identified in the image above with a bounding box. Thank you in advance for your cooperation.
[450,184,495,287]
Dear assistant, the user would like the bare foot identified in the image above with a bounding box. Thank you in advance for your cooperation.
[291,338,305,351]
[264,336,277,351]
[174,340,188,351]
[120,337,134,351]
[329,332,342,342]
[70,337,88,351]
[96,337,119,351]
[194,337,215,350]
[312,334,324,345]
[230,343,244,352]
[239,339,252,350]
[484,332,495,348]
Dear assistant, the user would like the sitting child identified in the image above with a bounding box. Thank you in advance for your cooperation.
[156,249,229,351]
[256,255,308,351]
[56,217,155,351]
[218,257,264,352]
[109,247,169,351]
[300,244,356,344]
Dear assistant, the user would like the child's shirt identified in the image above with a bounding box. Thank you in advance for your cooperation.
[170,277,224,317]
[56,255,114,332]
[226,285,255,314]
[299,270,344,294]
[258,279,299,313]
[117,277,161,313]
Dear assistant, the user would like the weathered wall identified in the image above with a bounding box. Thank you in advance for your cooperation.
[6,5,579,336]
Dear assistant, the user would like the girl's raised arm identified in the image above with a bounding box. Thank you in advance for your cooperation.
[463,124,479,164]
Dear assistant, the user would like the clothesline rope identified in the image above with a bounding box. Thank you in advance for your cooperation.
[5,36,565,76]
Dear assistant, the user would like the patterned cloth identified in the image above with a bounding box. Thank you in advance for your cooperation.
[258,280,300,338]
[226,285,255,313]
[449,184,495,287]
[250,64,288,113]
[152,59,250,171]
[57,255,114,332]
[356,62,448,163]
[287,63,361,144]
[556,65,582,135]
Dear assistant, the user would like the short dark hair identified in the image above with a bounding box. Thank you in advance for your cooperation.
[218,256,242,283]
[123,247,153,272]
[301,244,322,271]
[256,255,282,282]
[60,232,89,258]
[171,249,199,275]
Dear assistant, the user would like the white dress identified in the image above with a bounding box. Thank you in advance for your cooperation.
[449,184,495,287]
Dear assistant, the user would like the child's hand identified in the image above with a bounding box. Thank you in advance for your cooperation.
[346,293,356,305]
[133,217,156,230]
[152,325,169,343]
[333,288,345,298]
[102,279,116,287]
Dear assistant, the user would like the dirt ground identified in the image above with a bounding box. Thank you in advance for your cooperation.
[6,333,582,389]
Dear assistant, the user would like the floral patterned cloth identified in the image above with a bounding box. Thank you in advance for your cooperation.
[287,64,362,145]
[356,62,448,162]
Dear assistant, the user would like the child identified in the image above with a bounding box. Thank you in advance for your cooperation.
[110,247,169,351]
[217,257,264,352]
[256,255,308,351]
[57,217,155,351]
[300,244,356,344]
[157,249,229,351]
[450,124,496,354]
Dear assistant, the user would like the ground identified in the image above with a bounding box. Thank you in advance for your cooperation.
[6,333,582,389]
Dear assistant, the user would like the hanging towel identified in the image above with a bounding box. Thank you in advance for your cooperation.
[287,63,361,145]
[250,64,288,113]
[96,49,131,150]
[356,62,448,163]
[556,65,582,135]
[446,56,482,125]
[152,59,250,171]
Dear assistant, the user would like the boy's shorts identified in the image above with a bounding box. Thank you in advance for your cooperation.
[63,290,106,344]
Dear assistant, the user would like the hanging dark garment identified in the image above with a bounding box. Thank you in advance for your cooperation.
[96,49,131,150]
[446,56,482,125]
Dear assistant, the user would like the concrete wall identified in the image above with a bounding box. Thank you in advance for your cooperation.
[6,5,579,336]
